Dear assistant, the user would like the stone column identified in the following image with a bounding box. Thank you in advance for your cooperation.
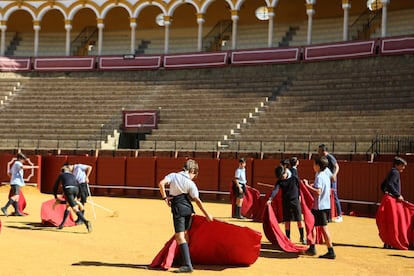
[33,21,41,57]
[380,0,390,37]
[306,2,315,45]
[0,22,7,56]
[197,13,204,52]
[164,16,171,54]
[65,20,72,56]
[97,18,104,56]
[130,17,137,55]
[342,0,351,41]
[267,7,275,48]
[231,10,239,50]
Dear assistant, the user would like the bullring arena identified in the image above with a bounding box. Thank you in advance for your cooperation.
[0,185,413,276]
[0,0,414,275]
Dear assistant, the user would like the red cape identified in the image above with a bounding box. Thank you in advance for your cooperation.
[150,215,262,269]
[8,188,27,215]
[230,184,262,219]
[40,198,76,227]
[262,204,307,253]
[376,194,414,250]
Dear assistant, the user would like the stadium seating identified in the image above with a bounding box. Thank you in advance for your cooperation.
[371,8,414,38]
[0,52,413,154]
[229,54,414,153]
[12,32,66,57]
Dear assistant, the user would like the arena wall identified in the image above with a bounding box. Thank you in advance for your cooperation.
[1,153,413,217]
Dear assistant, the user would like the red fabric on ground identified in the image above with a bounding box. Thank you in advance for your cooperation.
[376,194,414,250]
[149,236,178,270]
[40,198,76,227]
[299,182,316,244]
[150,215,262,269]
[8,189,27,215]
[262,204,307,253]
[230,184,261,219]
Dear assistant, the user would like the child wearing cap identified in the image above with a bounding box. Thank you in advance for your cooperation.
[1,153,36,217]
[232,158,247,219]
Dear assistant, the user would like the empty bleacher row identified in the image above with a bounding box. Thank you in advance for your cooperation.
[226,54,414,153]
[0,53,413,154]
[5,9,414,57]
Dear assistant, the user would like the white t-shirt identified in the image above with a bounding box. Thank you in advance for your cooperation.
[9,160,25,186]
[165,171,199,198]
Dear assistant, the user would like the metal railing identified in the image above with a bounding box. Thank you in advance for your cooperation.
[2,136,412,155]
[368,135,414,155]
[349,8,382,40]
[139,139,379,154]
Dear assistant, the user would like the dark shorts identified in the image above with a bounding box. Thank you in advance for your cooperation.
[78,183,89,204]
[173,215,193,233]
[282,198,303,222]
[10,185,21,196]
[312,209,330,226]
[63,186,80,208]
[232,182,246,199]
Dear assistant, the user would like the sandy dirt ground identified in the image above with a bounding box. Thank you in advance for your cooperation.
[0,186,413,276]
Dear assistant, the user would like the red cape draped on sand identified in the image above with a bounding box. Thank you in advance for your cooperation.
[40,198,76,227]
[231,182,332,245]
[150,215,262,269]
[262,204,307,253]
[376,194,414,250]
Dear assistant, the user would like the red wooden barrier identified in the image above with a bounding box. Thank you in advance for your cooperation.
[33,56,95,71]
[97,55,161,70]
[125,157,157,196]
[193,158,220,200]
[40,155,68,194]
[1,153,412,218]
[0,154,14,184]
[0,57,31,72]
[95,156,126,196]
[380,35,414,55]
[231,47,300,65]
[163,52,228,69]
[252,159,278,194]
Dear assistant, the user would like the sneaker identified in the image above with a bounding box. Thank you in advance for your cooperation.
[300,238,307,245]
[235,215,245,219]
[174,266,193,273]
[333,216,343,223]
[305,247,316,256]
[57,225,64,229]
[319,252,336,259]
[1,207,8,217]
[75,219,83,225]
[14,211,26,216]
[85,221,93,233]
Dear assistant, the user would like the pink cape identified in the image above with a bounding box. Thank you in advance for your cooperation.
[376,194,414,250]
[150,215,262,269]
[40,198,76,227]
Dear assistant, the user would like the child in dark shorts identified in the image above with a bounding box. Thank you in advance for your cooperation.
[159,159,213,273]
[303,156,336,259]
[267,165,305,244]
[232,158,247,219]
